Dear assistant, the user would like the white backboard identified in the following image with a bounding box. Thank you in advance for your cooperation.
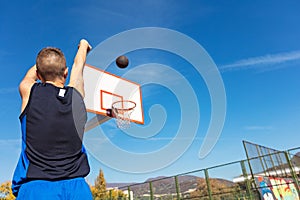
[83,64,144,126]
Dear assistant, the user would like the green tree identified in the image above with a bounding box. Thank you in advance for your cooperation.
[0,181,15,200]
[92,169,108,200]
[109,189,127,200]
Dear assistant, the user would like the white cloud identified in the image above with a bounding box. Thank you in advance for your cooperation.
[0,49,14,61]
[244,126,273,131]
[125,65,183,84]
[0,139,20,183]
[0,139,20,146]
[220,50,300,72]
[0,87,18,94]
[141,136,203,141]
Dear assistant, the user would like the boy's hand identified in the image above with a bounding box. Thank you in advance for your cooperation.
[78,39,92,53]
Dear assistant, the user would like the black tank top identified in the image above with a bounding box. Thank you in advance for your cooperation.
[20,83,90,179]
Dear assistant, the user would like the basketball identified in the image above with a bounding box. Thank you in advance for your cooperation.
[116,55,129,68]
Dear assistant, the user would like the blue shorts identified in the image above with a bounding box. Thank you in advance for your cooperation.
[16,177,92,200]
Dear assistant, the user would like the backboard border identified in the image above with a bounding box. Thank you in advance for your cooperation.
[84,64,144,125]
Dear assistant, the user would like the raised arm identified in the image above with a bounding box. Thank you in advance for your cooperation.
[19,65,38,112]
[68,39,92,97]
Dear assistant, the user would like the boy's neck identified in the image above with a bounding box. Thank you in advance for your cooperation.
[45,80,65,88]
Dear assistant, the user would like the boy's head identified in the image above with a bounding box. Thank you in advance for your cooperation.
[36,47,67,82]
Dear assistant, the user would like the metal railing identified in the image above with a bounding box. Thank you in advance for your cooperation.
[97,147,300,200]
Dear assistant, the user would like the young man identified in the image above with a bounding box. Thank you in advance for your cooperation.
[12,39,93,199]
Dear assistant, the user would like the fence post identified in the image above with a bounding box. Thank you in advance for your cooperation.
[256,146,267,176]
[109,189,112,200]
[149,181,154,200]
[204,169,213,200]
[243,141,259,193]
[174,176,181,200]
[240,160,254,200]
[127,186,131,200]
[284,151,300,196]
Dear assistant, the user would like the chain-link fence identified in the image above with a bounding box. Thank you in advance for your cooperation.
[98,145,300,200]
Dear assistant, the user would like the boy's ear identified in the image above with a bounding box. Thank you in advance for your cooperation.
[36,70,42,81]
[64,68,68,79]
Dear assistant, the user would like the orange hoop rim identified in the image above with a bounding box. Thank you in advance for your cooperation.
[112,100,136,112]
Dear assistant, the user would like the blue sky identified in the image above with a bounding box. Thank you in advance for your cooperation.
[1,0,300,184]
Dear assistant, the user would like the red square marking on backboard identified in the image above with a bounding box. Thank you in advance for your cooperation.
[100,90,123,110]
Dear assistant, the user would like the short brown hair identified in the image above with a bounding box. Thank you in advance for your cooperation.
[36,47,67,81]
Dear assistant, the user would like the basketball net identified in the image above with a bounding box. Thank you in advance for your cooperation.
[112,100,136,129]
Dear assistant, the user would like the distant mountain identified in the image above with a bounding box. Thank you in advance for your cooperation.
[291,152,300,166]
[145,176,167,182]
[106,182,137,189]
[106,175,235,197]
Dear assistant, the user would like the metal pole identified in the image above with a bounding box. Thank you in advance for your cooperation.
[259,146,271,177]
[109,189,112,200]
[242,141,258,193]
[273,152,286,177]
[174,176,181,200]
[256,145,267,176]
[204,169,213,200]
[241,160,253,200]
[268,149,280,177]
[284,151,300,196]
[127,186,131,200]
[149,181,154,200]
